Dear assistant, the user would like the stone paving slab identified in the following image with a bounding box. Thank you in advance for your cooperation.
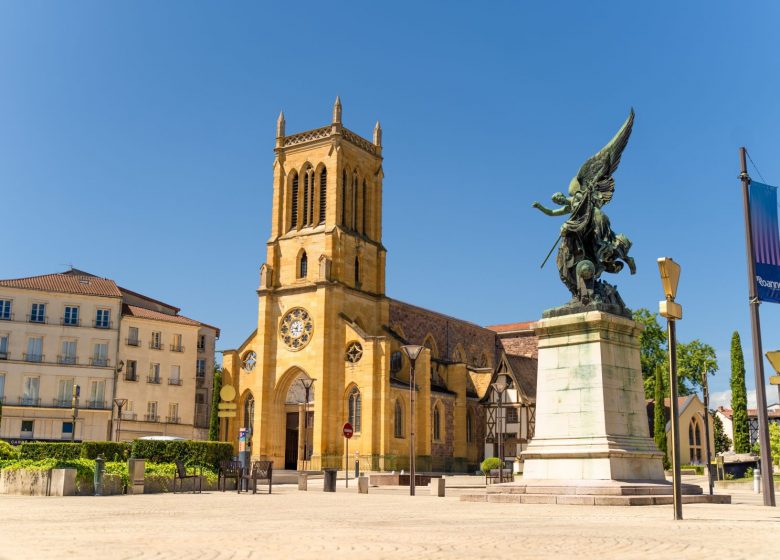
[0,483,775,559]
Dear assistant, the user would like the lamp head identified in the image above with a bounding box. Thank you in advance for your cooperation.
[657,257,681,301]
[766,351,780,374]
[401,345,424,361]
[491,381,508,395]
[116,360,125,373]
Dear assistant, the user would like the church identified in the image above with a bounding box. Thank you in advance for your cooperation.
[221,99,538,473]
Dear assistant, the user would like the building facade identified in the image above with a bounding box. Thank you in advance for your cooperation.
[647,395,716,465]
[0,270,218,442]
[221,100,537,473]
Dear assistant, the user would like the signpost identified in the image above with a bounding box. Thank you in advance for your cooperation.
[218,385,237,442]
[343,422,353,488]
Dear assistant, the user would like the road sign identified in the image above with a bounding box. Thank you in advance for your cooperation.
[217,411,236,418]
[770,375,780,386]
[343,422,354,439]
[218,402,237,410]
[220,385,236,401]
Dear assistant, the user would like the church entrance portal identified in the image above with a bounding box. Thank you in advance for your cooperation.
[285,412,299,470]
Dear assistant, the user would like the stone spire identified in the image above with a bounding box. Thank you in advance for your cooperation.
[373,120,382,147]
[332,96,342,124]
[276,110,285,138]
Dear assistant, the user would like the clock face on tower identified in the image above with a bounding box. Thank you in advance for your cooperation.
[280,307,313,351]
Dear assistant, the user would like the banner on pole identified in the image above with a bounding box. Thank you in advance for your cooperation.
[749,181,780,303]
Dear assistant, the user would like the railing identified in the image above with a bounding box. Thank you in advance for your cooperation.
[23,353,44,363]
[197,346,205,353]
[126,338,141,347]
[18,397,41,406]
[52,398,71,408]
[0,351,8,360]
[93,320,113,329]
[0,313,14,321]
[149,341,162,350]
[124,372,138,382]
[147,375,161,384]
[166,416,181,424]
[90,357,110,367]
[196,376,206,388]
[168,378,183,386]
[87,400,107,409]
[58,355,78,365]
[121,411,137,421]
[170,344,184,353]
[60,317,81,327]
[26,314,47,324]
[144,414,159,422]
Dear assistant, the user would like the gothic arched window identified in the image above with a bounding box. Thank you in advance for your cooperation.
[362,179,367,235]
[390,351,403,374]
[319,167,327,224]
[348,386,362,432]
[433,404,441,441]
[394,400,403,438]
[354,256,360,286]
[352,175,359,231]
[466,409,474,443]
[290,172,299,230]
[302,170,310,226]
[341,170,347,226]
[299,251,308,279]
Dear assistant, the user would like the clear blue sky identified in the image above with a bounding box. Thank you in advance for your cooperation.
[2,2,779,408]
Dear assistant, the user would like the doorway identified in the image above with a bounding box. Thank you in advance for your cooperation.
[285,412,299,470]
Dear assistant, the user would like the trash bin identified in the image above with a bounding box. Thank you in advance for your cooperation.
[323,469,337,492]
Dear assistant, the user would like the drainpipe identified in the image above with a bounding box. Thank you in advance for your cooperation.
[109,299,122,440]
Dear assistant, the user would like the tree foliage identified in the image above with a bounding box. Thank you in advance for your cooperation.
[653,365,669,468]
[770,423,780,465]
[730,331,751,454]
[712,413,732,454]
[209,367,222,441]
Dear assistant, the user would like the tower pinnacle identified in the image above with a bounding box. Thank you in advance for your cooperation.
[276,111,285,138]
[373,120,382,147]
[333,96,342,124]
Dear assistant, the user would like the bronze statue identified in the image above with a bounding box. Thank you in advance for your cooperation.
[533,109,636,317]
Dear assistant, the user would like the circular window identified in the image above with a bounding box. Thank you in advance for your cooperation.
[280,307,314,351]
[345,341,363,363]
[242,351,257,372]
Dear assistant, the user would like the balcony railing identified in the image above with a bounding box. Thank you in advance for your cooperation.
[166,416,181,424]
[87,400,107,409]
[168,378,183,386]
[27,314,47,324]
[170,344,184,353]
[197,346,205,353]
[23,353,44,363]
[147,375,161,384]
[93,320,113,329]
[126,338,141,347]
[18,396,41,406]
[52,398,71,408]
[149,341,162,350]
[121,411,137,421]
[124,372,138,382]
[0,313,14,321]
[90,357,110,367]
[196,376,206,388]
[0,351,8,360]
[144,414,159,422]
[57,355,78,365]
[60,317,81,327]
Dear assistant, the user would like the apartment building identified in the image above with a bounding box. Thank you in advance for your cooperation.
[0,270,218,442]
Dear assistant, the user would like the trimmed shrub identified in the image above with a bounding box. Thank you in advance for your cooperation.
[0,441,18,460]
[80,441,131,461]
[480,457,502,474]
[18,442,81,461]
[130,440,233,469]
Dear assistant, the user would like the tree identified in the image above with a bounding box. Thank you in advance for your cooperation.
[713,413,731,454]
[677,339,718,396]
[730,331,751,454]
[653,365,669,468]
[770,423,780,466]
[633,308,667,398]
[209,367,223,441]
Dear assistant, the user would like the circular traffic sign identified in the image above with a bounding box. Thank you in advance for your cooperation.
[343,422,354,439]
[220,385,236,402]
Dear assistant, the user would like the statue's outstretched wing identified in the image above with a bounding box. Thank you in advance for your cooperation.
[576,109,634,207]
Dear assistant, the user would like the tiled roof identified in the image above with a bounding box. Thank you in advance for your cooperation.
[122,304,203,327]
[505,354,538,399]
[0,272,122,298]
[486,321,535,333]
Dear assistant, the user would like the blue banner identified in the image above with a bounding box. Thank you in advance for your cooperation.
[749,181,780,303]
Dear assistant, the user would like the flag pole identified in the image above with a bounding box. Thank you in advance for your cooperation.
[739,146,775,507]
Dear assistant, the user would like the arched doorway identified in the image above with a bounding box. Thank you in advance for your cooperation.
[282,371,316,470]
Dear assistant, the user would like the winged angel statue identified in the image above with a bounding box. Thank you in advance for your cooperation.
[532,110,636,316]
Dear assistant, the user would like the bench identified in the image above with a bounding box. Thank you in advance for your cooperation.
[218,460,242,492]
[485,468,513,485]
[239,460,273,494]
[173,460,202,493]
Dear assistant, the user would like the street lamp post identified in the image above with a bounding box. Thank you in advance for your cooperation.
[658,257,684,520]
[491,379,508,484]
[114,398,128,442]
[401,345,424,497]
[299,378,316,471]
[701,371,713,496]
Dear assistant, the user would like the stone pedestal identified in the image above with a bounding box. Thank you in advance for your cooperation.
[521,311,665,481]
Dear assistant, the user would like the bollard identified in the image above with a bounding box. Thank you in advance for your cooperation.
[323,469,337,492]
[94,455,105,496]
[298,472,308,491]
[754,468,761,494]
[358,476,369,494]
[430,478,445,497]
[127,458,145,495]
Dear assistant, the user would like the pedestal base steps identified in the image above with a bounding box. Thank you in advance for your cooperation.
[459,479,731,506]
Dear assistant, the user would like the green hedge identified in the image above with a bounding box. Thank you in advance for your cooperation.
[0,441,18,460]
[80,441,131,461]
[18,442,82,461]
[130,440,233,469]
[480,457,502,474]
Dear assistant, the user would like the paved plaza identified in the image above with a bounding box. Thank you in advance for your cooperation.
[0,477,775,560]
